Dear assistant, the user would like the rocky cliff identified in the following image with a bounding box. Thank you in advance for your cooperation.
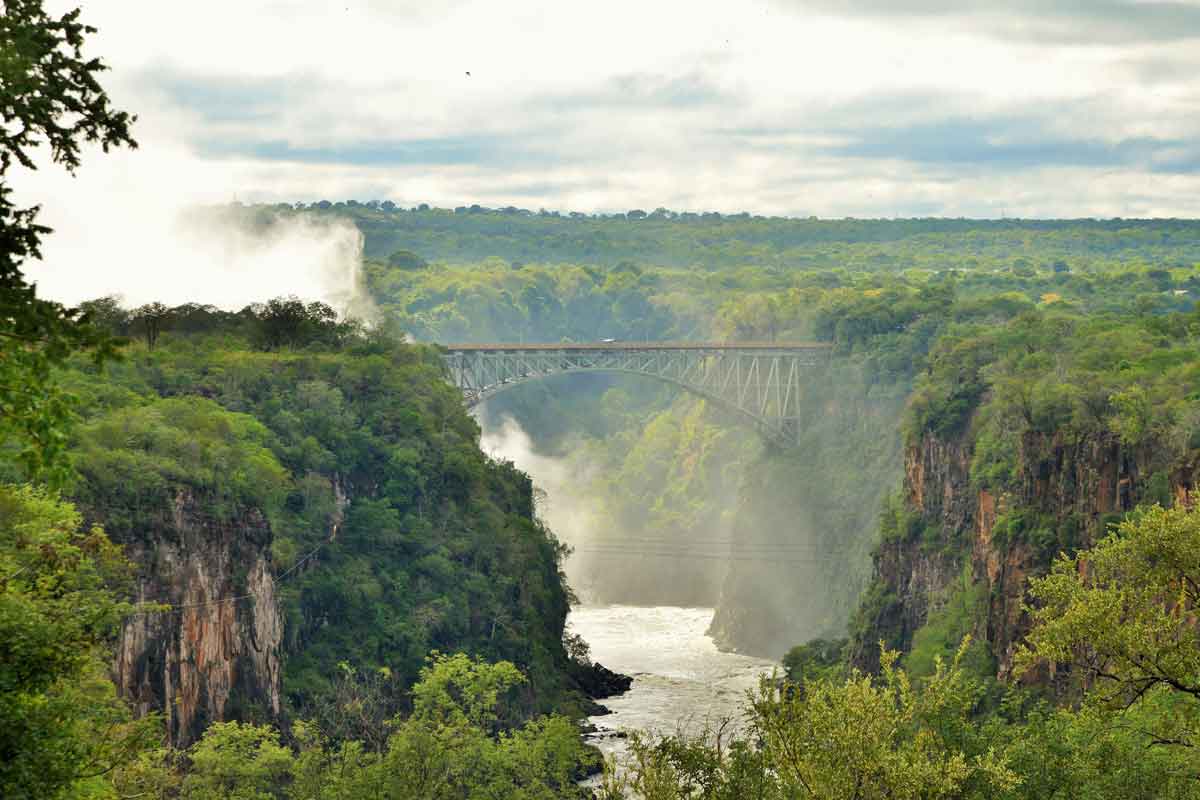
[852,421,1196,678]
[110,488,282,746]
[65,338,616,749]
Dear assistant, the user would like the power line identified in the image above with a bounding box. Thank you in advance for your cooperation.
[580,537,835,551]
[571,548,849,564]
[124,541,327,617]
[572,543,839,554]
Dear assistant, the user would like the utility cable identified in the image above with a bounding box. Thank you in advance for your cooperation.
[572,548,849,564]
[124,541,327,617]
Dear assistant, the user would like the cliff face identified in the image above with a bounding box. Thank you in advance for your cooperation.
[65,342,595,748]
[110,489,282,747]
[854,423,1194,678]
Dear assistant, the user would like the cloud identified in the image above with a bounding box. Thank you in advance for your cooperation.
[195,136,541,168]
[826,119,1191,172]
[531,71,742,113]
[142,69,316,124]
[12,136,376,311]
[14,0,1200,257]
[782,0,1200,43]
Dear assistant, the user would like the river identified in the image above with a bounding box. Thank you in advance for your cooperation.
[567,605,779,769]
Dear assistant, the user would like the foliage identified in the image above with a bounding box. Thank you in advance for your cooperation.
[123,654,596,800]
[265,202,1200,276]
[71,397,289,534]
[409,652,525,731]
[0,0,134,484]
[603,500,1200,799]
[782,637,846,684]
[249,297,348,351]
[905,566,992,680]
[51,319,582,726]
[1019,505,1200,747]
[605,638,1200,799]
[0,485,158,799]
[599,643,1017,800]
[182,722,294,800]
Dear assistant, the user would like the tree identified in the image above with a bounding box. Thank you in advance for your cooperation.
[132,301,172,349]
[181,722,293,800]
[409,652,525,732]
[375,654,593,799]
[0,0,135,483]
[0,485,159,799]
[77,295,130,335]
[782,637,846,684]
[285,655,595,800]
[387,249,428,270]
[1019,505,1200,749]
[600,644,1017,800]
[250,296,339,350]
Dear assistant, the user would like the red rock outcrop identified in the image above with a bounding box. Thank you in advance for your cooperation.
[855,423,1196,680]
[112,488,282,746]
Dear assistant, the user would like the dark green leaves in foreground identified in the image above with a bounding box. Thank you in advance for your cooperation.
[0,0,135,484]
[113,654,595,800]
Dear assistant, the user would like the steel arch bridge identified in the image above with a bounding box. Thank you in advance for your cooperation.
[441,342,831,446]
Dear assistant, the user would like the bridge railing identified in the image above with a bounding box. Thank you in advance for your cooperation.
[441,342,832,447]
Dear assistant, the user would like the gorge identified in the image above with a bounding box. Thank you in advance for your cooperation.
[10,208,1200,798]
[11,4,1200,793]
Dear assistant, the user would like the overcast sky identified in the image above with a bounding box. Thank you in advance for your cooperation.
[23,0,1200,220]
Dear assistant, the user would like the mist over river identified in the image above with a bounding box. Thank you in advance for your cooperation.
[567,606,778,765]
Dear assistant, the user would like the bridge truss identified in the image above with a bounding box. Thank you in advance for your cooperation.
[441,342,830,446]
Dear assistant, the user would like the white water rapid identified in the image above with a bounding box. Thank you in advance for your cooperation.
[567,605,778,767]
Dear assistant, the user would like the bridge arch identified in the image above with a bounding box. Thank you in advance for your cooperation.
[441,342,830,447]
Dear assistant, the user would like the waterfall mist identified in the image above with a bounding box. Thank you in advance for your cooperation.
[478,405,736,609]
[12,138,376,317]
[479,415,605,602]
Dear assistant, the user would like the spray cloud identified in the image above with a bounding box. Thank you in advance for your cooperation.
[479,415,605,603]
[11,129,375,316]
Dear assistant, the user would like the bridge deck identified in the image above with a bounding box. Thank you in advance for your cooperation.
[442,341,831,352]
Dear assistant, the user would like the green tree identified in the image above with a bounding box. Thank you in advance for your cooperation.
[601,644,1016,800]
[286,654,594,800]
[132,301,172,349]
[0,0,135,483]
[0,485,158,800]
[409,652,525,731]
[251,296,340,350]
[387,249,428,270]
[1018,505,1200,751]
[182,722,294,800]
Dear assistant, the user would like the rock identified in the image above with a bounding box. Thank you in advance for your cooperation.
[571,660,633,700]
[108,488,283,747]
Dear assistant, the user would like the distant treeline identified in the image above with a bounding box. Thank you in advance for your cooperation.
[214,203,1200,270]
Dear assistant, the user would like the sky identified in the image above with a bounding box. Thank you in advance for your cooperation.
[12,0,1200,303]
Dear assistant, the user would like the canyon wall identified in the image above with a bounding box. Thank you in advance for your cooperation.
[851,421,1197,678]
[110,489,282,746]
